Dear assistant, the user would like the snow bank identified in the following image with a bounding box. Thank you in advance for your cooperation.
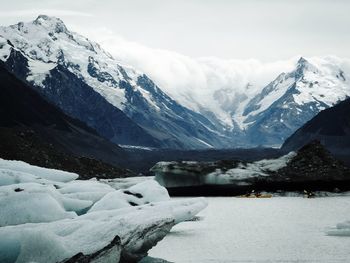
[0,159,207,262]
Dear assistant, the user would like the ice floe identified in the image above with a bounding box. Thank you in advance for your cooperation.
[0,158,207,262]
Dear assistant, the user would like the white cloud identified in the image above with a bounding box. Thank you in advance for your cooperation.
[0,9,93,19]
[74,26,299,125]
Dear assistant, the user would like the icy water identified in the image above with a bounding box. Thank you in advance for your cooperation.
[149,197,350,262]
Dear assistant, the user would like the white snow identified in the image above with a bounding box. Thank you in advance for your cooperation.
[292,57,350,108]
[97,32,350,130]
[26,59,56,87]
[119,145,155,151]
[0,17,169,113]
[149,197,350,262]
[239,73,295,121]
[2,17,350,139]
[0,36,11,61]
[194,138,214,148]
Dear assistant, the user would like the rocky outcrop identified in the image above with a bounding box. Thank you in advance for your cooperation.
[276,140,350,182]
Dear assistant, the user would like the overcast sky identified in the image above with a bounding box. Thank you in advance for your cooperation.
[0,0,349,61]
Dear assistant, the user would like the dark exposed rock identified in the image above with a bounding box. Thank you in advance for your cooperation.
[62,236,121,263]
[276,140,350,182]
[120,219,174,263]
[124,190,143,198]
[282,98,350,157]
[0,61,135,178]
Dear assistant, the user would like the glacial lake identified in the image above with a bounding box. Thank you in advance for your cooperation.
[148,196,350,262]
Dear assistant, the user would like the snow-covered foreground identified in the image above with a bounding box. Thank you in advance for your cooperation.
[149,197,350,263]
[0,159,207,263]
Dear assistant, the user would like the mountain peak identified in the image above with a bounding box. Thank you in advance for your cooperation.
[297,56,308,64]
[33,14,68,34]
[294,56,318,78]
[296,57,313,70]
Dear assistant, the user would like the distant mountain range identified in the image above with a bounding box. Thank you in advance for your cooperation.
[1,15,349,149]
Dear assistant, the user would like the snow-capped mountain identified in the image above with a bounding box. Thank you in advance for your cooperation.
[243,57,350,146]
[1,15,350,149]
[0,15,231,149]
[152,54,350,147]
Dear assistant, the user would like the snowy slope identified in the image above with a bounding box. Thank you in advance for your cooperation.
[243,57,350,146]
[0,15,230,149]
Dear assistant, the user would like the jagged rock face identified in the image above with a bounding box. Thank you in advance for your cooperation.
[0,15,232,149]
[152,141,350,195]
[282,98,350,154]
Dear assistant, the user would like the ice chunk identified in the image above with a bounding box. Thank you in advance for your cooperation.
[0,158,78,183]
[58,179,114,194]
[326,220,350,236]
[101,176,155,190]
[0,158,208,262]
[0,168,63,186]
[88,180,170,212]
[0,182,92,219]
[127,180,170,202]
[0,207,174,263]
[0,192,76,226]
